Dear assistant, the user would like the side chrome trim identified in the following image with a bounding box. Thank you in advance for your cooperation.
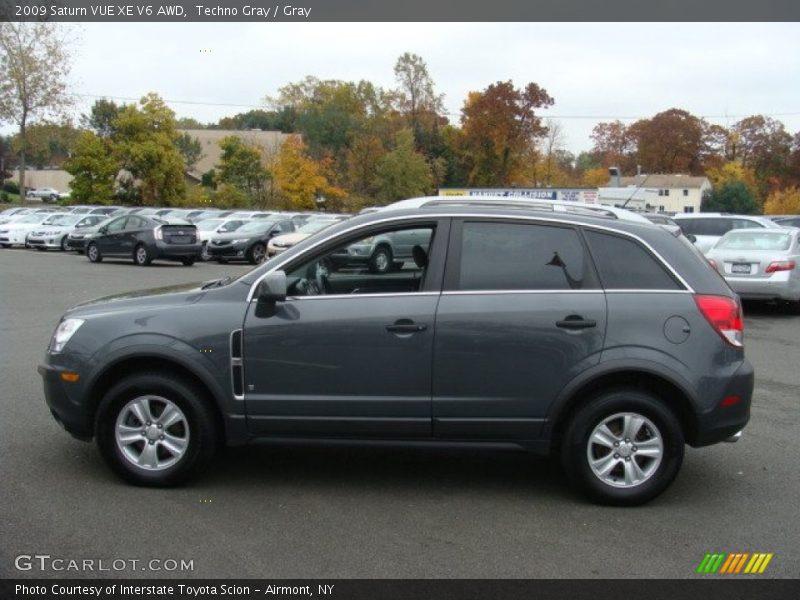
[229,329,244,401]
[288,291,440,301]
[441,289,604,296]
[246,212,695,301]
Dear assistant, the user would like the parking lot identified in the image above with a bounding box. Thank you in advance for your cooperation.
[0,247,798,579]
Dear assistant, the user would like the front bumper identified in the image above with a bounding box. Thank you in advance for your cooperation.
[0,231,29,245]
[38,363,93,441]
[208,242,248,260]
[66,237,86,251]
[27,236,63,249]
[692,359,754,447]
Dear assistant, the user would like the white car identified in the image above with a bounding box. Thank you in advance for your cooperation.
[672,213,776,254]
[26,214,108,251]
[195,217,252,260]
[26,187,61,201]
[0,212,71,247]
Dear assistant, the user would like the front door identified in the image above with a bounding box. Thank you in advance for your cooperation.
[242,219,448,438]
[97,216,128,255]
[433,219,607,440]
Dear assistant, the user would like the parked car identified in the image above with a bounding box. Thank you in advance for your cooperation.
[267,216,348,257]
[774,216,800,228]
[207,217,295,264]
[195,218,253,261]
[0,212,70,247]
[66,217,113,253]
[84,214,200,266]
[26,187,60,201]
[706,228,800,309]
[0,207,34,224]
[672,213,775,254]
[88,206,124,216]
[40,199,753,505]
[26,214,108,251]
[641,213,682,236]
[329,226,432,274]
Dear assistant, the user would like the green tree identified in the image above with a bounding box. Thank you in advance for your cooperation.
[0,22,73,202]
[113,93,186,206]
[701,181,758,214]
[176,132,203,172]
[80,99,123,139]
[216,135,269,207]
[11,121,79,168]
[63,131,118,204]
[373,129,433,204]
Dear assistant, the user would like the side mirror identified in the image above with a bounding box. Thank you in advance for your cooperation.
[257,271,286,303]
[686,233,697,244]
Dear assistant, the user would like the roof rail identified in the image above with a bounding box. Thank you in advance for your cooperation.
[421,198,620,219]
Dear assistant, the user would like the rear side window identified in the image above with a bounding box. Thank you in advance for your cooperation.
[585,230,682,290]
[456,222,596,291]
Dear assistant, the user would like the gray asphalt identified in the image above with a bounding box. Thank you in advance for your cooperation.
[0,248,798,579]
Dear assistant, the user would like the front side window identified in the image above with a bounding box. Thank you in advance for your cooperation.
[286,225,435,296]
[455,222,595,291]
[105,217,127,232]
[585,230,681,290]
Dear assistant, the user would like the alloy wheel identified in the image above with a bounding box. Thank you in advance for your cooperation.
[586,412,663,488]
[114,395,190,471]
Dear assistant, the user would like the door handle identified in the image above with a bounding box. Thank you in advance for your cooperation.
[386,320,427,334]
[556,315,597,329]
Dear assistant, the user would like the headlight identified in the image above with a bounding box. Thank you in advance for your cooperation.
[50,318,85,353]
[230,239,248,244]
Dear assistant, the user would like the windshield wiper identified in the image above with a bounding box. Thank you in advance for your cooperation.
[201,276,232,290]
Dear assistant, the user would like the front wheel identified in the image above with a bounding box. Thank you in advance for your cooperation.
[181,257,196,266]
[95,372,218,486]
[60,236,68,251]
[86,242,102,263]
[247,242,266,265]
[561,389,684,506]
[200,242,210,262]
[369,246,393,274]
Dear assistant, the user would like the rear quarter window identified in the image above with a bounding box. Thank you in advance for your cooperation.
[584,230,682,290]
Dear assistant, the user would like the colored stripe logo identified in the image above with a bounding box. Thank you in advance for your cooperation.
[697,553,773,574]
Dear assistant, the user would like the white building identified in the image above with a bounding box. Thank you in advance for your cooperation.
[601,174,712,214]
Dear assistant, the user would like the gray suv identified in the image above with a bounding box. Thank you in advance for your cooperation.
[39,199,753,505]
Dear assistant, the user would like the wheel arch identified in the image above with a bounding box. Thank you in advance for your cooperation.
[547,368,699,452]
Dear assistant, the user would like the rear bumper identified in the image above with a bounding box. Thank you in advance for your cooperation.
[725,275,799,302]
[152,241,201,259]
[691,359,754,447]
[38,363,93,441]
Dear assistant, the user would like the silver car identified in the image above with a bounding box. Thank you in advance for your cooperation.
[706,228,800,306]
[27,214,108,251]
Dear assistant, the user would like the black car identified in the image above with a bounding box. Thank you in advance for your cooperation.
[207,217,295,264]
[84,214,201,266]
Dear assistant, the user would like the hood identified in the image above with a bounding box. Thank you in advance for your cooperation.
[211,230,265,242]
[66,281,210,317]
[1,221,45,231]
[271,232,309,246]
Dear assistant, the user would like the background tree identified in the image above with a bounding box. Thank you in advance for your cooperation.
[216,135,269,207]
[80,99,123,139]
[730,115,792,198]
[11,121,79,169]
[373,129,434,204]
[590,120,634,170]
[705,160,759,202]
[627,109,708,175]
[176,132,203,172]
[460,80,554,186]
[272,135,344,210]
[763,187,800,215]
[701,181,758,214]
[63,131,118,204]
[0,22,73,202]
[112,93,186,205]
[393,52,445,150]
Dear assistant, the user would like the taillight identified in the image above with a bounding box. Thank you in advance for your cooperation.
[765,260,795,273]
[154,226,163,241]
[694,294,744,348]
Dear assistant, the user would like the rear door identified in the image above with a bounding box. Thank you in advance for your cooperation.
[432,218,607,440]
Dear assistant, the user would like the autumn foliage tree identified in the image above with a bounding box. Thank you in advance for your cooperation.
[763,187,800,215]
[460,80,554,186]
[373,129,434,204]
[272,135,344,210]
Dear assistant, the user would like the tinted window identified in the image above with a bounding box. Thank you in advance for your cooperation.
[105,217,127,232]
[585,230,681,290]
[126,216,148,229]
[457,222,594,291]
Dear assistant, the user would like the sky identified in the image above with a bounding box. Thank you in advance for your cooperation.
[29,22,800,156]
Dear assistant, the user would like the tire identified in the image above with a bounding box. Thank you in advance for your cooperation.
[95,372,218,486]
[181,257,196,266]
[561,389,685,506]
[200,242,210,262]
[368,245,393,274]
[86,242,102,263]
[247,242,266,265]
[133,243,152,266]
[0,244,10,249]
[36,246,47,251]
[60,236,68,251]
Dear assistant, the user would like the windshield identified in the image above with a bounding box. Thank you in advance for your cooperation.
[76,216,103,228]
[18,214,45,224]
[237,220,275,233]
[45,214,81,226]
[298,219,339,234]
[716,232,792,251]
[219,219,248,232]
[196,219,223,231]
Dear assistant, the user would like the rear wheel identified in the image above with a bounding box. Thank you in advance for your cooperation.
[134,244,152,266]
[561,389,684,506]
[95,372,218,486]
[86,242,102,263]
[200,242,210,262]
[247,242,266,265]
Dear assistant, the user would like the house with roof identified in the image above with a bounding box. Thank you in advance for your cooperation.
[603,173,712,214]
